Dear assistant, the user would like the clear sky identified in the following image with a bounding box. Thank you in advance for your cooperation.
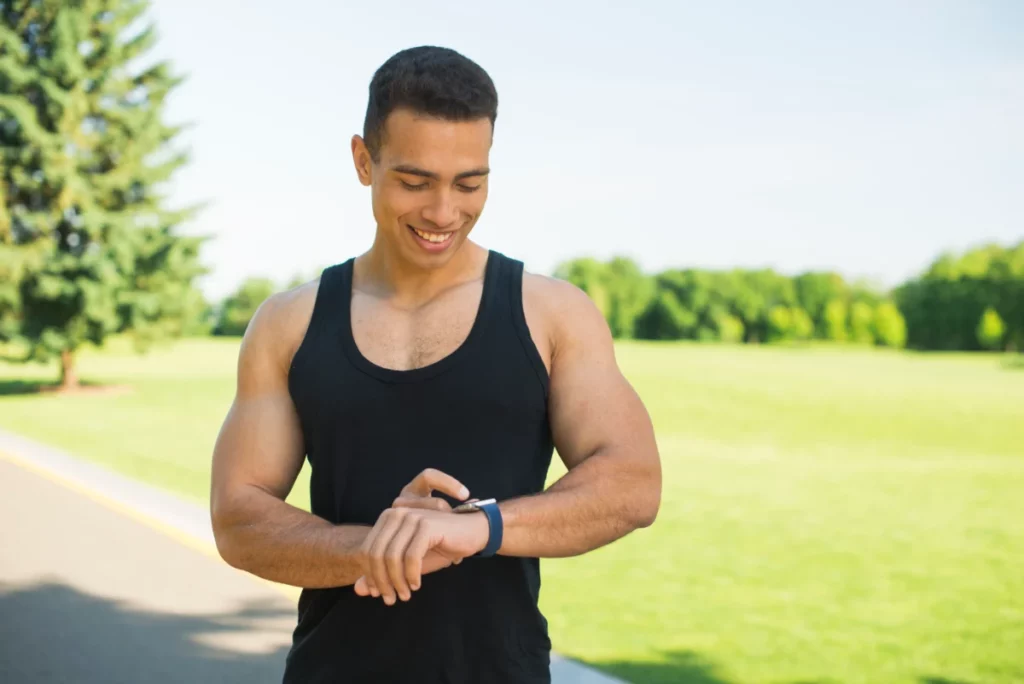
[146,0,1023,300]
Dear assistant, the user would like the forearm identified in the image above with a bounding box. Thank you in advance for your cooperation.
[497,448,660,558]
[212,485,369,588]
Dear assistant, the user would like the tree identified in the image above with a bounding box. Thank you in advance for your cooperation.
[603,257,654,339]
[635,290,694,340]
[766,305,793,342]
[823,299,849,342]
[554,257,610,320]
[872,301,907,348]
[794,272,849,337]
[790,307,814,341]
[0,0,205,389]
[213,277,275,337]
[849,301,875,344]
[713,312,744,344]
[896,241,1024,351]
[976,307,1005,351]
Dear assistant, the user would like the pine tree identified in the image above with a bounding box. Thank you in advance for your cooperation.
[0,0,207,390]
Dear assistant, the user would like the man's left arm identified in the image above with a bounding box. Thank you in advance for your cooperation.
[496,280,662,558]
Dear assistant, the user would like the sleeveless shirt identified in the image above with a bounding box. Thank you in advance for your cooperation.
[282,250,555,683]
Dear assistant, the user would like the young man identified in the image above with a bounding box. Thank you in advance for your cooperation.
[210,46,661,683]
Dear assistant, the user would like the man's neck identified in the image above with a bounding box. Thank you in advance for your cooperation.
[356,237,489,308]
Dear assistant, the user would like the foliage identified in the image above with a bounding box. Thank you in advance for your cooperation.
[0,0,206,386]
[558,241,1022,351]
[896,241,1024,351]
[977,307,1006,351]
[823,299,849,342]
[849,301,875,345]
[212,277,275,337]
[557,258,902,347]
[555,256,653,338]
[872,301,907,348]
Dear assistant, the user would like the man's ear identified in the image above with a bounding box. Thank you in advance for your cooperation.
[351,135,373,187]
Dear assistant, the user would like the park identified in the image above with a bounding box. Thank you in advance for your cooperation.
[2,335,1022,683]
[1,1,1022,683]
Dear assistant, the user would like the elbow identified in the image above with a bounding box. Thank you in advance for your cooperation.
[210,499,246,570]
[212,526,239,569]
[630,500,659,529]
[627,473,661,529]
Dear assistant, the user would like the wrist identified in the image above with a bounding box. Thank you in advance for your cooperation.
[454,497,504,557]
[469,511,490,555]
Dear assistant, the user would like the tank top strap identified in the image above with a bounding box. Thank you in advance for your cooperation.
[487,251,551,399]
[288,259,350,381]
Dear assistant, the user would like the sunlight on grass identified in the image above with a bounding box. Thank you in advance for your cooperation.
[2,338,1022,683]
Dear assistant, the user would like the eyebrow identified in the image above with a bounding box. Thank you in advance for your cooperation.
[390,165,490,181]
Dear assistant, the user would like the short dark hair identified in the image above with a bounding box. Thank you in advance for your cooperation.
[363,46,498,161]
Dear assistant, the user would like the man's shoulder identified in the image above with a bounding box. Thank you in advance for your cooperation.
[244,277,323,369]
[520,270,609,354]
[522,270,603,320]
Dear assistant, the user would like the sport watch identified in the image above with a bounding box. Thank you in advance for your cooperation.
[452,498,503,557]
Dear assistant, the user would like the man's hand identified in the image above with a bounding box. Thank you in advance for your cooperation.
[355,506,489,605]
[353,468,481,604]
[390,468,470,512]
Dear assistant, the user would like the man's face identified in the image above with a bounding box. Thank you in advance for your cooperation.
[353,109,492,269]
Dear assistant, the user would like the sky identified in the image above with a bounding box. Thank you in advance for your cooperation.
[145,0,1024,300]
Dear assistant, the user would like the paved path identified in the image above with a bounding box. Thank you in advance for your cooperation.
[0,429,624,684]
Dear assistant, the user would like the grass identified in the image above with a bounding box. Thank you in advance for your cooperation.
[2,338,1023,684]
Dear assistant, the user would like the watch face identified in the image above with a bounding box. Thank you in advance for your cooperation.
[454,498,496,513]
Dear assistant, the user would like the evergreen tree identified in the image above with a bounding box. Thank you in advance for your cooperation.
[0,0,206,389]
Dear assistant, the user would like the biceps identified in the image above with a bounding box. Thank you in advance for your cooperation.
[211,392,305,510]
[549,359,650,470]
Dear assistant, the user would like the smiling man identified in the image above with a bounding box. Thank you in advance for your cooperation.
[209,46,661,683]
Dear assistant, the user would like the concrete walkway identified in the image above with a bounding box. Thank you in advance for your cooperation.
[0,428,624,684]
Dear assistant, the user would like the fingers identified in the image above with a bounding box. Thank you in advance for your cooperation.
[356,548,460,600]
[392,495,452,512]
[365,510,403,605]
[401,468,470,501]
[405,524,434,591]
[385,516,421,602]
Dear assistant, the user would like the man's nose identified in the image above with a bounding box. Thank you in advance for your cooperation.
[421,190,458,228]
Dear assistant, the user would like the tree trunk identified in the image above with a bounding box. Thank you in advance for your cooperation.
[60,349,79,391]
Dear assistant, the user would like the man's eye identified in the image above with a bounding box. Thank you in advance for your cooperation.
[458,185,481,193]
[400,180,428,190]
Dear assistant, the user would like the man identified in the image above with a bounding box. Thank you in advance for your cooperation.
[210,45,661,683]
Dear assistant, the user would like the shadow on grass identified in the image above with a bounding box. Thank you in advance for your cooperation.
[1000,354,1024,371]
[0,380,57,396]
[598,650,730,683]
[583,650,831,684]
[0,580,292,683]
[584,650,984,684]
[0,379,131,397]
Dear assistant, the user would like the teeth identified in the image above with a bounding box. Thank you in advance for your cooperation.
[413,227,452,244]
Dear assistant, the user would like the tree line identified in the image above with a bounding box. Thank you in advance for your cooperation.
[551,240,1023,352]
[0,2,1020,392]
[204,241,1022,354]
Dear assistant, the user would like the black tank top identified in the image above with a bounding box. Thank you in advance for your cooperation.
[283,250,555,684]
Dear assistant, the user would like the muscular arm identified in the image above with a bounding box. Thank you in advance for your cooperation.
[496,278,662,558]
[210,289,370,588]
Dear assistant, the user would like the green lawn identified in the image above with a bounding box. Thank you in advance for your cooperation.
[2,338,1023,684]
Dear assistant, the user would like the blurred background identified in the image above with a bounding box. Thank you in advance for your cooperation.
[1,1,1022,683]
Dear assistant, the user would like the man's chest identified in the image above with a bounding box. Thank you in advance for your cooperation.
[347,276,554,375]
[350,283,483,372]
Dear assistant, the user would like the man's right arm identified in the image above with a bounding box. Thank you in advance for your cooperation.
[210,288,370,589]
